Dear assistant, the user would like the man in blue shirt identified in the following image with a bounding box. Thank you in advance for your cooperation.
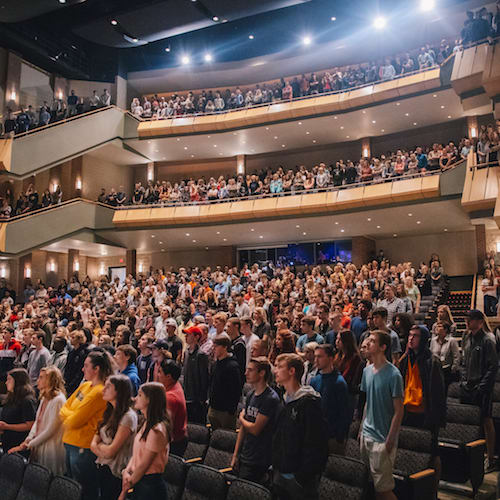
[311,344,351,455]
[359,330,404,499]
[296,317,324,352]
[351,300,372,344]
[416,146,428,170]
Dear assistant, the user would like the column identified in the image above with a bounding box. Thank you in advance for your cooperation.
[126,249,137,278]
[361,138,371,159]
[236,155,246,175]
[467,116,478,140]
[147,162,155,183]
[352,236,375,268]
[68,249,80,281]
[475,224,486,272]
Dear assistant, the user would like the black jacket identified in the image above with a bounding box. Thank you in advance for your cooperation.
[183,345,209,404]
[209,355,242,413]
[272,386,328,485]
[64,344,89,396]
[231,336,247,385]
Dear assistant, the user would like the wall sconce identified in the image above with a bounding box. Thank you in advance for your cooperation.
[74,260,79,272]
[147,163,154,182]
[53,183,58,193]
[363,148,369,157]
[10,90,16,101]
[470,127,477,138]
[75,178,82,190]
[25,266,31,278]
[496,241,500,253]
[49,261,56,272]
[58,91,63,100]
[138,263,144,273]
[0,267,6,278]
[99,264,106,275]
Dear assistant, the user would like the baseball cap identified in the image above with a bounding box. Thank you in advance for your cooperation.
[183,325,203,336]
[467,309,484,321]
[152,339,169,350]
[165,318,177,327]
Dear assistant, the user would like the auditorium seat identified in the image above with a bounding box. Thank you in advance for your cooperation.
[164,454,188,500]
[181,464,227,500]
[226,478,272,500]
[0,452,27,500]
[438,403,485,495]
[15,463,52,500]
[46,476,82,500]
[184,423,211,462]
[318,455,369,500]
[203,429,238,473]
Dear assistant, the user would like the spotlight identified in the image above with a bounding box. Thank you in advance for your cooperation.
[248,34,254,40]
[132,38,139,43]
[111,19,118,26]
[420,0,435,11]
[212,16,219,21]
[331,16,336,21]
[59,0,66,3]
[373,16,387,30]
[204,53,213,62]
[181,55,190,65]
[302,36,312,46]
[165,46,171,52]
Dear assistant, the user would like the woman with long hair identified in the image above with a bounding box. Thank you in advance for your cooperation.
[91,374,138,500]
[268,330,296,365]
[120,383,171,500]
[333,330,362,393]
[431,305,456,336]
[9,366,66,474]
[60,351,112,500]
[482,268,498,317]
[393,312,415,354]
[0,368,36,455]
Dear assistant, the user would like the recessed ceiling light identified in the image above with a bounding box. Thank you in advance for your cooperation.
[204,53,213,62]
[396,102,401,106]
[306,131,310,135]
[367,218,371,221]
[393,234,397,237]
[213,144,217,147]
[111,19,118,25]
[444,228,448,232]
[185,233,190,236]
[346,135,350,138]
[334,116,338,120]
[251,228,255,231]
[265,127,269,130]
[132,38,139,43]
[405,112,409,116]
[298,122,302,125]
[416,221,421,224]
[176,138,180,141]
[192,239,196,243]
[165,47,171,52]
[59,0,66,3]
[408,213,413,216]
[248,34,254,40]
[207,135,211,138]
[191,154,195,158]
[341,229,345,233]
[223,238,227,241]
[233,132,238,135]
[274,136,278,139]
[381,129,385,132]
[259,235,264,239]
[413,122,417,125]
[448,115,452,119]
[151,235,156,238]
[312,140,316,143]
[362,110,366,114]
[212,16,219,21]
[282,144,285,147]
[335,221,339,225]
[181,55,190,65]
[376,225,381,229]
[340,126,344,130]
[372,120,376,124]
[184,146,188,150]
[433,94,437,97]
[440,105,445,109]
[161,249,165,252]
[216,231,220,235]
[303,232,307,235]
[296,225,300,228]
[331,16,336,21]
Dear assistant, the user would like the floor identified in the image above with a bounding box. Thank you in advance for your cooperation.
[439,472,498,499]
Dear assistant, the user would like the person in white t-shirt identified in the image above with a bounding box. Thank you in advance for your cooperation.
[240,317,259,365]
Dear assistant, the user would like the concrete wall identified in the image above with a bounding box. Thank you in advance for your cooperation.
[68,79,116,105]
[81,154,134,201]
[376,229,477,276]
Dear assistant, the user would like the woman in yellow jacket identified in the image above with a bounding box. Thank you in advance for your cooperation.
[60,350,112,500]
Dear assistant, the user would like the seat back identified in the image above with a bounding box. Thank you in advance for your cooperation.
[394,426,433,475]
[319,455,369,500]
[15,463,52,500]
[0,453,27,500]
[203,429,237,470]
[185,423,211,460]
[226,478,272,500]
[439,403,482,444]
[163,454,188,500]
[181,464,227,500]
[46,476,82,500]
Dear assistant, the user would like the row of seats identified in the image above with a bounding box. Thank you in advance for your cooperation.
[0,451,82,500]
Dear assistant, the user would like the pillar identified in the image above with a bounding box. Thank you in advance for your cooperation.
[126,249,137,278]
[115,75,127,109]
[147,162,155,183]
[236,155,246,175]
[352,236,376,268]
[361,138,371,159]
[68,249,80,281]
[475,224,486,272]
[467,116,478,140]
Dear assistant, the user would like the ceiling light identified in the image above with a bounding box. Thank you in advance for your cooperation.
[331,16,336,21]
[376,225,381,229]
[212,16,219,21]
[59,0,66,3]
[372,120,376,124]
[248,34,254,40]
[306,131,310,135]
[282,144,286,147]
[296,225,300,228]
[181,55,190,65]
[191,154,195,157]
[151,235,155,238]
[420,0,435,12]
[396,102,401,106]
[165,47,171,52]
[341,229,345,233]
[216,231,220,235]
[405,113,409,116]
[367,218,371,221]
[259,235,264,239]
[381,129,385,132]
[213,144,217,148]
[413,122,417,126]
[159,241,163,244]
[444,228,448,232]
[440,105,445,109]
[161,249,165,252]
[393,233,397,237]
[334,116,338,119]
[265,127,269,130]
[298,122,302,125]
[274,136,278,139]
[373,16,387,30]
[192,239,196,243]
[223,238,227,241]
[312,140,316,143]
[335,221,339,225]
[303,232,307,235]
[302,36,312,46]
[408,213,413,216]
[416,221,421,224]
[340,126,344,130]
[132,38,139,43]
[111,19,118,25]
[251,228,255,231]
[362,110,366,114]
[204,53,213,62]
[433,94,437,97]
[346,135,350,138]
[185,233,190,236]
[184,146,188,150]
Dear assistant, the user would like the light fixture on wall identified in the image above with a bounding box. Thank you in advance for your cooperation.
[53,183,58,193]
[0,267,6,278]
[74,260,79,272]
[470,127,477,138]
[147,163,154,181]
[25,266,31,278]
[49,261,56,272]
[363,148,369,157]
[497,241,500,253]
[58,91,63,100]
[138,263,144,273]
[100,264,106,275]
[75,178,82,190]
[9,90,16,101]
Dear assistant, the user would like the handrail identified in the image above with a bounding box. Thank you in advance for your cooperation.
[471,273,477,310]
[470,159,500,171]
[138,65,441,122]
[116,161,463,211]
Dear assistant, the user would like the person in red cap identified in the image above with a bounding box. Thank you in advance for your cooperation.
[182,325,209,424]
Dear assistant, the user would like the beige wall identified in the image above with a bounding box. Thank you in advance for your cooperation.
[81,155,134,201]
[376,230,477,276]
[68,80,116,105]
[152,159,237,184]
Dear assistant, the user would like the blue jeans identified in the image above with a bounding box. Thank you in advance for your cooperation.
[132,474,168,500]
[64,444,99,500]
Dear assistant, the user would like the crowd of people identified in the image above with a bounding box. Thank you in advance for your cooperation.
[0,250,495,500]
[0,183,62,220]
[2,89,112,136]
[97,139,469,208]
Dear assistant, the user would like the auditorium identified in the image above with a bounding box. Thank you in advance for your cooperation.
[0,0,499,499]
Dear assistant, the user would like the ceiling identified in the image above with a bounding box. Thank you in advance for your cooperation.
[41,238,125,257]
[86,139,151,165]
[124,88,470,163]
[90,198,472,254]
